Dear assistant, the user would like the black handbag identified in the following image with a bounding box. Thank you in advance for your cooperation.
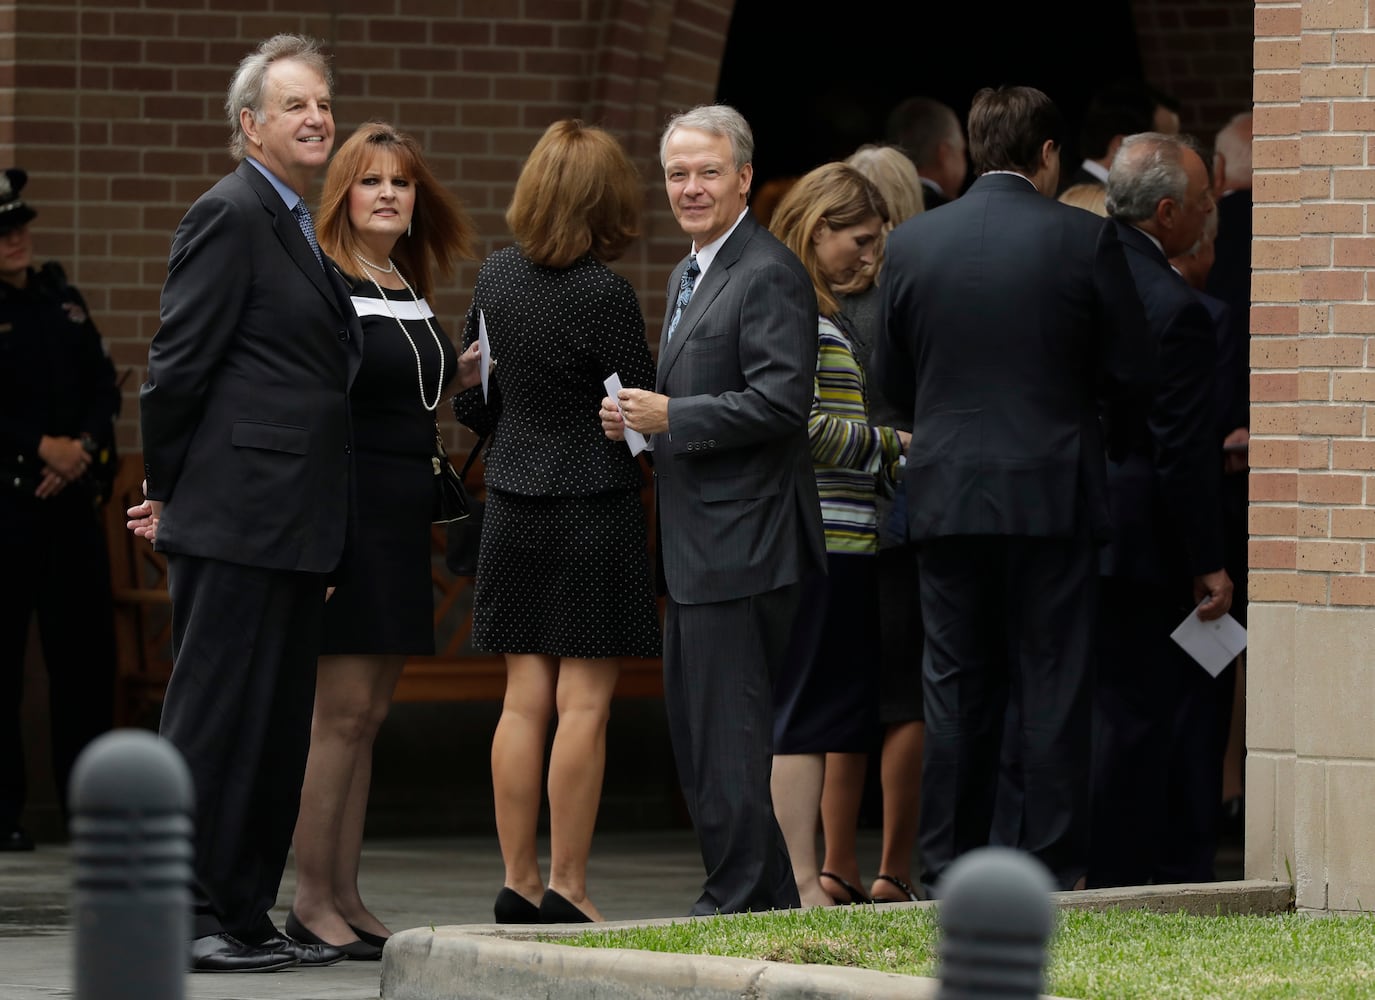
[432,425,473,524]
[444,434,488,575]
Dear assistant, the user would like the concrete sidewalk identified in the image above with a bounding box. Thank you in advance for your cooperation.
[0,828,1260,999]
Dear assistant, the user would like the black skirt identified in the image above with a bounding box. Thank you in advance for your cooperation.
[773,553,882,754]
[321,449,435,656]
[472,488,661,659]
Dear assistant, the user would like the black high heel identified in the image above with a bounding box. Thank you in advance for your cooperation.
[494,887,541,924]
[538,888,592,924]
[285,908,383,960]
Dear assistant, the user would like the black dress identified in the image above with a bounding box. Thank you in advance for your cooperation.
[321,279,456,656]
[452,248,660,659]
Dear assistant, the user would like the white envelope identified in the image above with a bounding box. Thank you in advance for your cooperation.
[1170,607,1247,677]
[603,373,648,456]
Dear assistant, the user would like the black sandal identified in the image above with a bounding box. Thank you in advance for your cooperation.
[819,871,873,905]
[871,873,920,902]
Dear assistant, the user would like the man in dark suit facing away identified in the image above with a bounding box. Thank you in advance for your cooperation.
[886,96,967,209]
[872,85,1152,895]
[1089,133,1233,888]
[128,34,362,972]
[602,104,825,915]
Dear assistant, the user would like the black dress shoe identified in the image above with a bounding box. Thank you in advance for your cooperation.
[188,932,298,973]
[494,887,540,924]
[285,909,382,961]
[260,930,349,967]
[348,922,390,949]
[538,888,592,924]
[0,828,34,852]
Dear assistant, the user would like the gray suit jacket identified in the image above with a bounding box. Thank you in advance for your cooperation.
[141,160,364,573]
[654,213,825,605]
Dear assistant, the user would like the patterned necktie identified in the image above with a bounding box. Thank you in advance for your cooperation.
[666,254,700,342]
[292,200,324,269]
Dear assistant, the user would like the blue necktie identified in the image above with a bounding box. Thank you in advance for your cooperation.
[293,200,324,269]
[666,255,699,342]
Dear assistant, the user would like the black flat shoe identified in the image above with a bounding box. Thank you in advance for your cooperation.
[494,887,541,924]
[538,888,592,924]
[188,932,298,973]
[284,909,381,961]
[348,922,390,949]
[0,828,34,852]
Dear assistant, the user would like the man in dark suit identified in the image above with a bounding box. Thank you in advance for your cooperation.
[603,104,825,915]
[872,85,1152,894]
[885,96,967,209]
[1090,133,1233,887]
[1058,82,1182,195]
[129,34,361,972]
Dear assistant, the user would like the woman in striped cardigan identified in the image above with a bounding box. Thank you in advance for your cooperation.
[767,162,909,908]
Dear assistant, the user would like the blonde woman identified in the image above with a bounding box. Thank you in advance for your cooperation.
[817,144,928,904]
[768,162,907,907]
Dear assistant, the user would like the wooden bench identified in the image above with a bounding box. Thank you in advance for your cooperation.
[103,452,663,728]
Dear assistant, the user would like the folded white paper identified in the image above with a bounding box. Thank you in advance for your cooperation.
[603,373,648,456]
[478,308,492,402]
[1170,605,1247,677]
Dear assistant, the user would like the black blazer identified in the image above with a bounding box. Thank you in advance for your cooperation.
[140,160,363,573]
[874,172,1151,543]
[1099,222,1225,586]
[1206,189,1252,433]
[453,247,654,497]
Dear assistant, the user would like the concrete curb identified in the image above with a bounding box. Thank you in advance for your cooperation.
[379,880,1292,1000]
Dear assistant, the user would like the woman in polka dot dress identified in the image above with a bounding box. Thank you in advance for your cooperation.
[452,120,660,924]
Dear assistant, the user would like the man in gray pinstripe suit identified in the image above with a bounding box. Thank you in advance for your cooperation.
[602,105,825,915]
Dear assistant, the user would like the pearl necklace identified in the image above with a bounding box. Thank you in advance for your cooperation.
[355,251,395,274]
[355,254,446,411]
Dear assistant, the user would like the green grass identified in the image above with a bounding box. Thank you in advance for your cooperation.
[555,908,1375,999]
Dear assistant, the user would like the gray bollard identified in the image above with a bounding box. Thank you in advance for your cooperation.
[69,729,194,1000]
[935,846,1056,999]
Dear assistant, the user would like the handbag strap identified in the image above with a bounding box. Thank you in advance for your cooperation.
[459,433,488,480]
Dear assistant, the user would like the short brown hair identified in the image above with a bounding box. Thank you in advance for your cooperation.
[316,120,477,298]
[968,85,1064,176]
[506,119,641,268]
[768,161,888,318]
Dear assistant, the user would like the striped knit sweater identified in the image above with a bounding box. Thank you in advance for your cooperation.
[809,315,903,554]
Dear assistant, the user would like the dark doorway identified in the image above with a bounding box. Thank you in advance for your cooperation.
[717,0,1145,194]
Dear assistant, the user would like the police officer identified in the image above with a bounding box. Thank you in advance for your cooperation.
[0,167,120,850]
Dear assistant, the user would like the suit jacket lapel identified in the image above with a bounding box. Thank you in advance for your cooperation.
[655,216,754,390]
[237,161,343,316]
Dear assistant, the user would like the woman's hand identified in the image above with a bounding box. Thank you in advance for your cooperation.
[456,341,485,390]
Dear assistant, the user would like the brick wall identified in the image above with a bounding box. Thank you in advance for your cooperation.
[0,0,727,452]
[1244,0,1375,912]
[1132,0,1255,140]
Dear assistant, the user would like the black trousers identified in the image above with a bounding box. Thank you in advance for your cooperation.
[0,498,116,831]
[662,583,802,916]
[1088,577,1231,887]
[918,533,1096,895]
[161,554,325,941]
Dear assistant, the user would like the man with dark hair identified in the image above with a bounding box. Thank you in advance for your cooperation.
[873,84,1150,895]
[885,96,967,209]
[1091,132,1233,888]
[129,33,361,971]
[1061,81,1182,193]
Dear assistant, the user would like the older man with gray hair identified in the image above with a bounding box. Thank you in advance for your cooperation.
[1090,131,1234,888]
